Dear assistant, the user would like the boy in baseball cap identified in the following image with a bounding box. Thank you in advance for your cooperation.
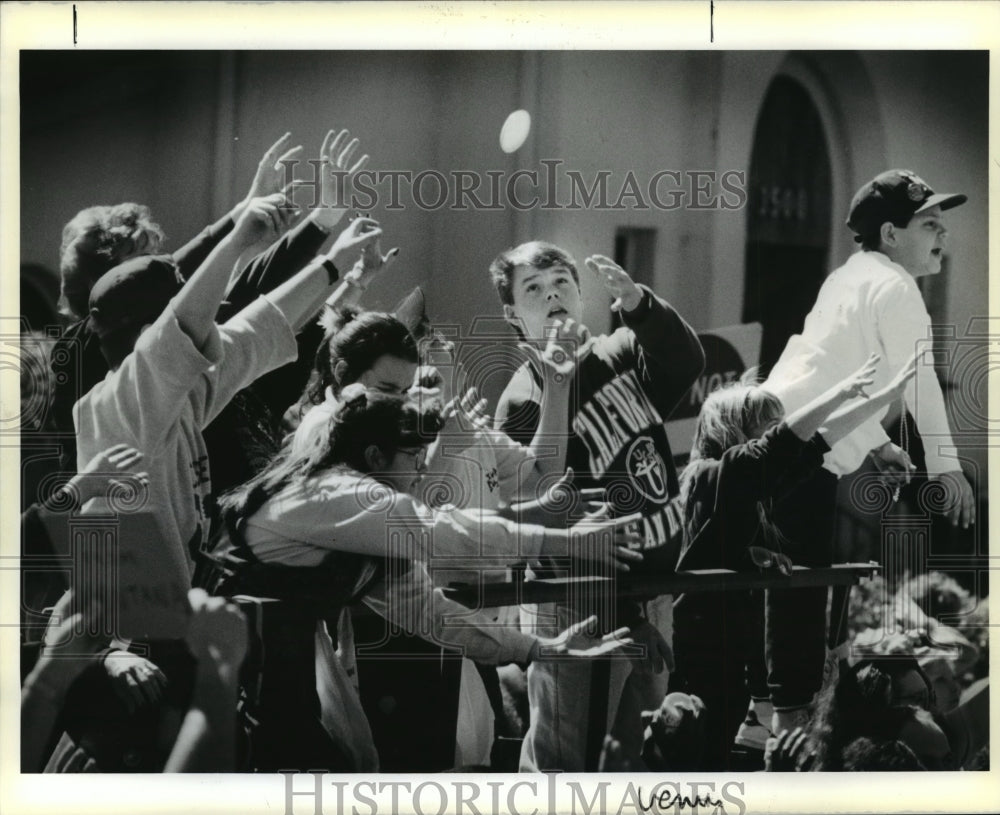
[73,194,382,583]
[87,255,185,369]
[737,169,975,751]
[846,169,966,248]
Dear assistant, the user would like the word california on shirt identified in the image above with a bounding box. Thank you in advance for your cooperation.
[497,285,704,575]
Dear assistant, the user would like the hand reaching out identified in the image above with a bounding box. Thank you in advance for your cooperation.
[586,254,643,313]
[54,444,149,508]
[598,735,633,771]
[880,352,919,399]
[840,352,880,400]
[518,317,593,387]
[185,588,250,682]
[565,511,645,573]
[891,594,932,636]
[240,132,304,211]
[343,227,399,294]
[438,386,490,438]
[327,217,383,277]
[313,128,370,231]
[535,615,633,660]
[233,193,301,248]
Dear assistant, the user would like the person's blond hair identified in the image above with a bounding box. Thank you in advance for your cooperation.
[58,203,165,320]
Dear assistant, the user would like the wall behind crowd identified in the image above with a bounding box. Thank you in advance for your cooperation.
[19,49,988,481]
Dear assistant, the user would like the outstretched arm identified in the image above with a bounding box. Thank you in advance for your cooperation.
[265,217,385,333]
[163,590,248,772]
[173,194,298,351]
[175,133,304,279]
[363,564,631,665]
[512,318,592,494]
[782,352,881,441]
[21,591,106,771]
[223,128,371,311]
[586,255,705,418]
[808,354,917,445]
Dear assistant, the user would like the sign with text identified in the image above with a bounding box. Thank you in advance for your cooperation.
[666,322,763,464]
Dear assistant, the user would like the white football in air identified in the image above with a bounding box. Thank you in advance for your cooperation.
[500,109,531,154]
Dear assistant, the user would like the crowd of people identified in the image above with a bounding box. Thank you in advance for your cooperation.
[19,128,987,773]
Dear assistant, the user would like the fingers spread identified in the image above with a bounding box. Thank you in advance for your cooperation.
[611,511,644,528]
[349,153,370,175]
[337,137,360,169]
[276,144,304,166]
[567,615,599,636]
[328,128,349,158]
[263,132,292,162]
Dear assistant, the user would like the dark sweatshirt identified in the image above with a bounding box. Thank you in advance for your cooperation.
[676,422,830,573]
[496,284,705,575]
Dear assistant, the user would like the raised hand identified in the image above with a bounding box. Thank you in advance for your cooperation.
[243,132,304,207]
[22,591,109,771]
[535,615,633,659]
[233,192,300,248]
[343,227,400,294]
[882,352,919,398]
[55,444,148,508]
[313,128,370,231]
[327,216,383,276]
[840,352,880,400]
[518,317,593,388]
[439,386,490,437]
[585,254,643,313]
[185,588,250,681]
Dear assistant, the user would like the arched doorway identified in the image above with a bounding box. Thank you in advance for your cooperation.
[741,75,832,374]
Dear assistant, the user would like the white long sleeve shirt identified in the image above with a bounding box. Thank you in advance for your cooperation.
[764,250,957,476]
[242,467,547,567]
[242,466,543,663]
[74,296,298,578]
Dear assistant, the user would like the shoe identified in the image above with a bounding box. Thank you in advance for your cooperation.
[734,699,774,751]
[771,706,812,738]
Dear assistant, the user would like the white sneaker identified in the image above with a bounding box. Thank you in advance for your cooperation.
[734,699,774,751]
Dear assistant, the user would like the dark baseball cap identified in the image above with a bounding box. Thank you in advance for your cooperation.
[88,254,184,337]
[847,170,966,243]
